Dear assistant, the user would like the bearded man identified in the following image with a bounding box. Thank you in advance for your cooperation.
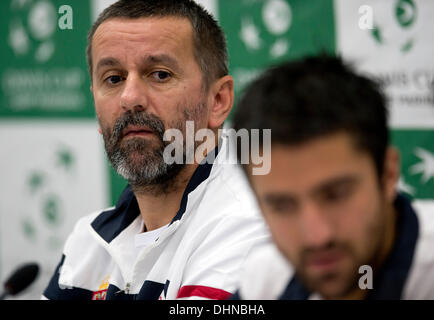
[43,0,269,300]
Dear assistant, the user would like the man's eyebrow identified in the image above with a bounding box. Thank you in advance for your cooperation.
[144,54,181,70]
[95,57,121,74]
[264,191,293,200]
[311,175,360,196]
[263,192,296,205]
[94,54,182,76]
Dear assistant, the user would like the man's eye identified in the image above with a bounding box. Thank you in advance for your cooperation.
[271,202,296,214]
[151,71,171,82]
[324,186,351,202]
[105,75,123,85]
[263,196,297,215]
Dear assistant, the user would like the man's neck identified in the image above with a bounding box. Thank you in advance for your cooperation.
[376,203,398,272]
[133,133,220,231]
[339,202,398,300]
[133,163,199,231]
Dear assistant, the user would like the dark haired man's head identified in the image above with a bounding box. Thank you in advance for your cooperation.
[87,0,228,89]
[233,55,389,179]
[233,55,400,300]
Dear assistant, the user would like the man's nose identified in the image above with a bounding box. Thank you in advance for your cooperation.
[120,74,148,113]
[300,203,333,248]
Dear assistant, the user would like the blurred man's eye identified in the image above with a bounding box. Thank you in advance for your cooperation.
[264,196,297,215]
[322,185,353,203]
[314,176,359,206]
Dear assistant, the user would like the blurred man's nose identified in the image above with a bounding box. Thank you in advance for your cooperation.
[120,74,148,113]
[300,202,333,248]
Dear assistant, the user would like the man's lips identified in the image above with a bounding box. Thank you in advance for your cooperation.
[122,126,154,138]
[304,249,346,272]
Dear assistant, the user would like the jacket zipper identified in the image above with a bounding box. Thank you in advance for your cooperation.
[125,282,131,294]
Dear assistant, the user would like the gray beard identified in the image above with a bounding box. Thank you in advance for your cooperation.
[102,111,186,192]
[101,102,206,193]
[110,137,185,188]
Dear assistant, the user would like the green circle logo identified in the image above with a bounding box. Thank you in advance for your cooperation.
[396,0,417,28]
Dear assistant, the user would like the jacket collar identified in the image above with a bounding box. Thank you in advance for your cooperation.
[91,145,220,243]
[366,193,419,299]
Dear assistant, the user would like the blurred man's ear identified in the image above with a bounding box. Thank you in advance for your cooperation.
[382,146,401,202]
[207,75,234,130]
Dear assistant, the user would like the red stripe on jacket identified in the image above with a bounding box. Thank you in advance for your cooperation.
[176,285,232,300]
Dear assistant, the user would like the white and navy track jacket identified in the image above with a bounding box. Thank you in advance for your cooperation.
[42,132,270,300]
[233,195,434,300]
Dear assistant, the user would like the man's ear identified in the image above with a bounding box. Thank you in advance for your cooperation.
[382,146,401,202]
[207,75,234,129]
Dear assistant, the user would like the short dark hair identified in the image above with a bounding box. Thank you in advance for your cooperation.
[86,0,228,89]
[232,55,389,178]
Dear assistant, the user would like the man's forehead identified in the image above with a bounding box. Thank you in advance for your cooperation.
[93,16,193,44]
[269,134,364,164]
[251,136,369,189]
[91,16,195,72]
[255,169,361,203]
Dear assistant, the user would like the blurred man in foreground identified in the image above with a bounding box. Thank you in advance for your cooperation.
[232,56,434,299]
[42,0,268,300]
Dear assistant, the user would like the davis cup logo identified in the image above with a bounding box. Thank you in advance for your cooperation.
[370,0,417,53]
[239,0,292,59]
[8,0,57,63]
[8,0,73,63]
[395,0,417,27]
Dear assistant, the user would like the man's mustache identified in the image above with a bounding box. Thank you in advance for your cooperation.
[111,111,165,142]
[300,242,349,263]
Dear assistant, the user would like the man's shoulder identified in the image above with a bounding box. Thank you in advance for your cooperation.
[207,150,260,216]
[64,206,116,245]
[412,199,434,258]
[209,168,257,206]
[237,242,293,300]
[413,199,434,233]
[404,199,434,299]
